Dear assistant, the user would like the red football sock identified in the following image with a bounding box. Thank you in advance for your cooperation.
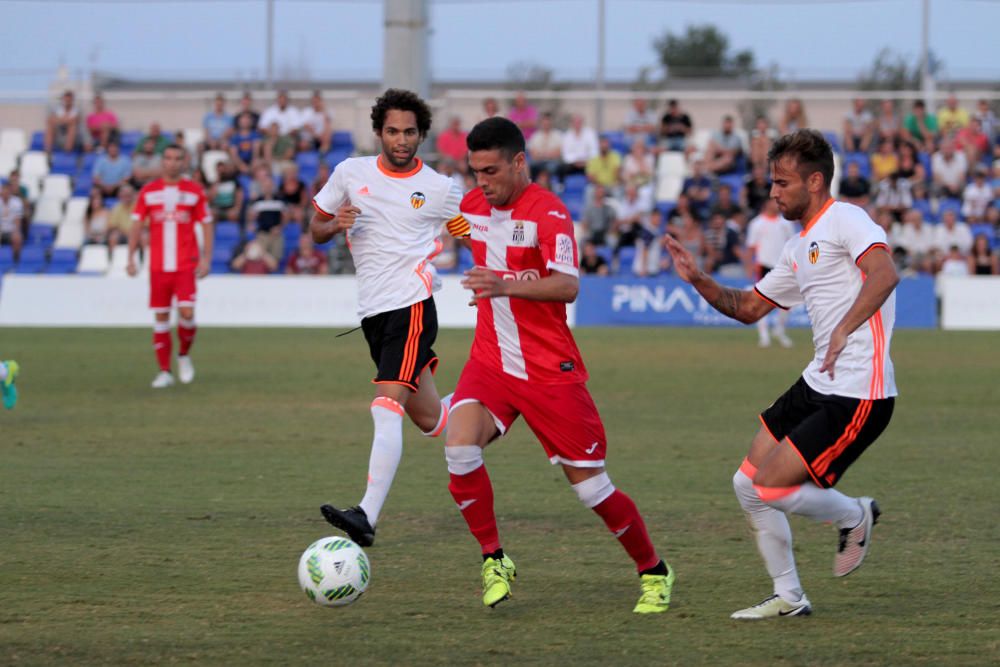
[448,465,501,555]
[592,490,660,572]
[153,328,172,372]
[177,318,197,356]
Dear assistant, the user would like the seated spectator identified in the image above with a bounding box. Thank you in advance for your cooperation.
[231,238,278,274]
[436,116,468,166]
[741,163,771,215]
[937,245,970,276]
[668,206,707,271]
[6,170,31,229]
[839,160,871,208]
[969,233,999,275]
[874,172,913,221]
[893,208,935,274]
[259,90,302,138]
[932,141,970,199]
[310,162,331,198]
[870,137,899,183]
[86,93,119,151]
[896,141,926,186]
[92,141,132,197]
[844,98,875,154]
[0,181,24,261]
[932,209,973,255]
[937,94,969,136]
[44,90,85,154]
[902,100,939,154]
[658,99,692,152]
[748,116,776,170]
[209,161,243,223]
[130,137,162,187]
[703,211,744,277]
[580,183,616,245]
[230,112,262,174]
[779,98,808,134]
[560,114,598,177]
[534,168,554,192]
[580,240,609,276]
[107,183,135,252]
[710,183,744,225]
[623,98,657,145]
[612,184,656,276]
[527,112,563,180]
[507,92,538,140]
[962,166,992,222]
[203,93,234,151]
[299,90,333,153]
[278,163,307,228]
[587,137,623,191]
[621,138,654,191]
[875,99,900,145]
[262,122,296,175]
[248,173,286,260]
[285,233,329,275]
[480,97,500,121]
[137,123,170,155]
[705,115,744,175]
[682,159,714,220]
[84,188,111,245]
[973,99,998,148]
[955,117,989,166]
[233,91,260,131]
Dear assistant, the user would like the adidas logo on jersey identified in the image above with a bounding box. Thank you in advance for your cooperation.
[357,186,370,196]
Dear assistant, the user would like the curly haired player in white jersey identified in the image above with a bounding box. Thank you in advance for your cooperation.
[666,129,899,620]
[310,89,470,547]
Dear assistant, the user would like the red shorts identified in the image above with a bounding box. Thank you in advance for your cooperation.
[150,270,197,311]
[452,357,607,468]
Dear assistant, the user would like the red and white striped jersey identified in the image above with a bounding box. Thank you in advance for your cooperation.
[755,199,897,400]
[132,178,211,273]
[461,183,587,384]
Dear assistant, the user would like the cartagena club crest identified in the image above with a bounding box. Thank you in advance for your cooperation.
[410,192,426,209]
[808,241,820,265]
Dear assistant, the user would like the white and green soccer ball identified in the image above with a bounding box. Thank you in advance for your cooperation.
[297,536,371,607]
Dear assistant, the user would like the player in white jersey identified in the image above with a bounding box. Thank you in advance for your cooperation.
[745,198,797,348]
[310,89,470,546]
[666,129,899,620]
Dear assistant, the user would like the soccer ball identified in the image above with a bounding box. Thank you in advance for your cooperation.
[297,536,371,607]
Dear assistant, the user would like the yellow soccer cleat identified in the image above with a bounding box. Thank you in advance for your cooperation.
[481,555,516,608]
[633,563,676,614]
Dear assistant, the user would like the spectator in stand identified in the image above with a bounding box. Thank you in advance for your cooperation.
[480,97,501,121]
[991,160,1000,200]
[897,141,927,186]
[937,244,970,276]
[285,232,328,275]
[580,183,616,246]
[876,99,901,145]
[893,208,935,274]
[870,137,899,183]
[682,159,714,220]
[526,112,563,180]
[86,93,119,151]
[130,137,163,188]
[874,172,913,222]
[703,211,744,278]
[84,187,111,245]
[6,170,30,230]
[278,163,308,229]
[561,114,598,177]
[229,111,262,174]
[839,160,872,208]
[262,121,296,174]
[778,98,808,134]
[44,90,85,154]
[623,98,657,145]
[507,91,538,140]
[969,233,999,275]
[208,160,243,223]
[92,141,132,197]
[748,116,777,170]
[107,183,135,253]
[233,91,260,131]
[705,115,744,175]
[259,90,302,138]
[933,209,973,255]
[436,116,468,165]
[961,166,992,222]
[612,184,656,276]
[621,137,654,191]
[932,140,970,199]
[580,240,609,275]
[658,99,692,152]
[903,100,939,154]
[232,238,277,274]
[955,117,989,166]
[668,205,707,271]
[137,123,170,155]
[973,99,998,148]
[742,162,771,215]
[844,98,875,154]
[436,158,466,194]
[937,94,969,136]
[709,182,744,226]
[248,172,286,261]
[203,93,233,151]
[298,90,333,153]
[310,162,330,198]
[533,169,555,192]
[0,181,24,261]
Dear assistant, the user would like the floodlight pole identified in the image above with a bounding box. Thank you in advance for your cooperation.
[920,0,934,109]
[596,0,606,133]
[266,0,275,88]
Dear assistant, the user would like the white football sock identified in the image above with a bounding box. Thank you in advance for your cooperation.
[733,465,803,602]
[0,362,7,382]
[774,309,790,337]
[358,397,405,526]
[759,481,863,530]
[756,318,771,344]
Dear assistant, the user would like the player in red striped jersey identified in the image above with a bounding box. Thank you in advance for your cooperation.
[665,129,899,619]
[127,144,213,389]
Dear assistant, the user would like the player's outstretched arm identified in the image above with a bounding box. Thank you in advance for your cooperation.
[664,234,772,324]
[819,248,898,379]
[462,267,578,304]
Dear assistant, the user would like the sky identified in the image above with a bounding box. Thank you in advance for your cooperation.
[0,0,997,94]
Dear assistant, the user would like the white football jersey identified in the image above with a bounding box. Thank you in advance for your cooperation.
[313,156,465,318]
[755,200,897,400]
[746,213,796,269]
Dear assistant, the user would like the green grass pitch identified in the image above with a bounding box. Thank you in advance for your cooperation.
[0,327,997,665]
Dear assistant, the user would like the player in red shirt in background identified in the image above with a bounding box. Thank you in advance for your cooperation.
[446,117,674,613]
[127,144,214,388]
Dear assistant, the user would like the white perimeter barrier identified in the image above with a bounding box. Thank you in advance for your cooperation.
[939,275,1000,330]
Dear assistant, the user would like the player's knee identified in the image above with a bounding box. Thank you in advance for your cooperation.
[571,471,615,509]
[445,444,483,476]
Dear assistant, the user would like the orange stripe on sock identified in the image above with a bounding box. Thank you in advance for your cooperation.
[371,396,405,416]
[426,402,449,437]
[753,483,801,502]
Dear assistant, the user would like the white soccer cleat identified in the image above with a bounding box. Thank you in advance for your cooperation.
[731,593,812,620]
[151,371,175,389]
[177,355,195,384]
[834,497,880,577]
[776,332,794,348]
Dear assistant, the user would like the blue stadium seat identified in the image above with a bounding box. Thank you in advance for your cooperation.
[918,152,933,181]
[717,173,744,195]
[845,152,872,180]
[595,244,613,266]
[330,131,355,152]
[29,131,45,151]
[561,192,584,221]
[214,221,241,242]
[120,131,143,153]
[562,173,588,195]
[79,152,98,172]
[602,131,629,155]
[73,173,93,197]
[238,174,253,197]
[617,246,636,274]
[48,248,78,270]
[45,262,76,274]
[822,131,842,155]
[912,198,934,222]
[0,246,14,272]
[325,148,352,170]
[283,224,302,246]
[50,152,78,176]
[971,223,995,246]
[27,224,56,247]
[15,246,46,273]
[656,201,676,222]
[938,198,962,220]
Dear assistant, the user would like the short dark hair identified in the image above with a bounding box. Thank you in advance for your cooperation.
[163,143,186,156]
[768,129,834,187]
[371,88,432,137]
[466,117,525,159]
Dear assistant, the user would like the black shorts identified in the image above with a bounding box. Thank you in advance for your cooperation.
[760,376,894,488]
[361,297,439,392]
